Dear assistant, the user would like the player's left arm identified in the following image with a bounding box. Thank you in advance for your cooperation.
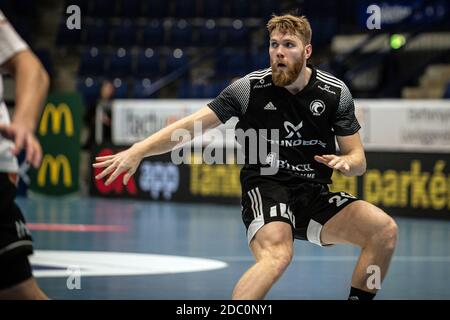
[314,132,366,176]
[314,80,366,176]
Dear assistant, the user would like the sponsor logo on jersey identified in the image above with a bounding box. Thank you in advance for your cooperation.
[265,153,316,176]
[264,102,277,110]
[310,100,326,116]
[254,79,273,89]
[318,84,336,95]
[284,121,303,138]
[275,160,315,172]
[264,121,327,148]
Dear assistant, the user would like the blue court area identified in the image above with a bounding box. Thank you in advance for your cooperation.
[16,196,450,300]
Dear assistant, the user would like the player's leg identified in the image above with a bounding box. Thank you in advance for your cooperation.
[320,200,398,296]
[0,256,48,300]
[233,184,295,300]
[232,221,293,300]
[0,173,49,300]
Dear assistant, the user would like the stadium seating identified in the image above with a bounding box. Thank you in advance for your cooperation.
[166,49,189,74]
[168,20,194,47]
[76,77,101,105]
[135,48,162,78]
[56,20,82,46]
[111,78,129,98]
[111,21,137,47]
[117,0,142,18]
[84,20,109,46]
[196,20,221,47]
[107,48,133,78]
[78,47,105,76]
[132,78,158,98]
[140,21,165,47]
[173,0,198,18]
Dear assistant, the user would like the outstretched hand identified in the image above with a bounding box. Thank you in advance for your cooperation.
[92,145,143,186]
[314,154,350,174]
[0,123,42,168]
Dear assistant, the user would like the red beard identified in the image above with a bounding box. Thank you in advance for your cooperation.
[271,56,304,87]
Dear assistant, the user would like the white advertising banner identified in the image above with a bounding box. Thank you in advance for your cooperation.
[112,99,199,145]
[112,99,238,148]
[113,99,450,153]
[356,100,450,153]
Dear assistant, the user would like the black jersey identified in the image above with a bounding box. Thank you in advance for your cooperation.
[207,64,361,185]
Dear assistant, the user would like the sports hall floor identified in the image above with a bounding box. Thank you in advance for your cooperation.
[16,196,450,300]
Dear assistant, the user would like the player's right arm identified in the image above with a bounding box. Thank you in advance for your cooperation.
[93,74,250,186]
[93,106,221,185]
[0,11,49,168]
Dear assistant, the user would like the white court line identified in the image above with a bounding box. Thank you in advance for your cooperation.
[211,256,450,262]
[31,251,228,277]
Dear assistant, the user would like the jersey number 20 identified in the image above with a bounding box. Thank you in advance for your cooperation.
[328,192,356,207]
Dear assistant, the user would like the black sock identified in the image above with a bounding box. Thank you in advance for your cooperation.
[348,287,376,300]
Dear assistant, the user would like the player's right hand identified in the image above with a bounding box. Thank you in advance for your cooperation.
[92,144,144,185]
[0,123,42,168]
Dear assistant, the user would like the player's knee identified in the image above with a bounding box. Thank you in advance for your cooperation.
[371,216,398,251]
[265,244,293,275]
[383,218,398,250]
[251,222,293,274]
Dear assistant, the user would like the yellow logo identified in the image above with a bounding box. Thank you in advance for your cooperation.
[39,103,74,136]
[37,154,72,187]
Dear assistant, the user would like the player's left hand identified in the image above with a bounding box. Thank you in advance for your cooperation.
[0,123,42,168]
[92,144,144,186]
[314,154,350,174]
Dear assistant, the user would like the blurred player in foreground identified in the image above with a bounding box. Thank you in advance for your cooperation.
[0,10,49,299]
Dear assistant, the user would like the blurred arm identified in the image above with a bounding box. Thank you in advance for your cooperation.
[0,13,50,167]
[2,50,50,130]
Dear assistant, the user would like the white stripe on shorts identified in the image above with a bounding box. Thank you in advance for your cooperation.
[247,189,257,219]
[247,214,265,245]
[255,188,263,217]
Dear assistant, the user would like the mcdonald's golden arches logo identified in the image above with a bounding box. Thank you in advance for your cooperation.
[37,154,72,187]
[39,103,74,136]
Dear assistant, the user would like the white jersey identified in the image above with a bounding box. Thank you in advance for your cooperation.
[0,10,28,173]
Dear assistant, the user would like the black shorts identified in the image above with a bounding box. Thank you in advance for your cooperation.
[241,175,359,246]
[0,173,34,261]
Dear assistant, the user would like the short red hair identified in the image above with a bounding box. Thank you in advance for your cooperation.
[267,14,312,45]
